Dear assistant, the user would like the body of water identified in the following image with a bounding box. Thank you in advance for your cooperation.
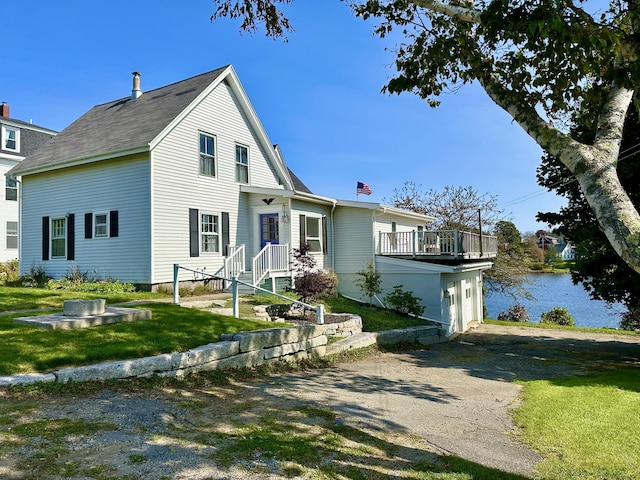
[484,273,625,329]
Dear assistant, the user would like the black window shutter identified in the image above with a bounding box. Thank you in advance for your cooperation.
[84,213,93,239]
[109,210,119,237]
[42,216,49,261]
[322,216,328,255]
[67,214,75,261]
[222,212,230,256]
[299,214,306,249]
[189,208,199,257]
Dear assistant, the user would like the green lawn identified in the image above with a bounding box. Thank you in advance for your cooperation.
[514,368,640,479]
[0,286,167,312]
[0,303,276,375]
[0,287,432,376]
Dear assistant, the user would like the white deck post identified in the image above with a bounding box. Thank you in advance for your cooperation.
[173,264,180,304]
[412,230,416,258]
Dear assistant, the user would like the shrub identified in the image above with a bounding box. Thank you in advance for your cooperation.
[619,307,640,331]
[497,304,530,322]
[384,285,425,317]
[0,259,19,285]
[19,264,51,288]
[293,269,338,303]
[290,243,338,303]
[353,262,382,305]
[541,307,575,326]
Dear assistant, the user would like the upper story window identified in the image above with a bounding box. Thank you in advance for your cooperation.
[201,213,220,253]
[51,217,66,258]
[199,133,216,177]
[5,176,17,201]
[235,144,249,184]
[1,125,19,152]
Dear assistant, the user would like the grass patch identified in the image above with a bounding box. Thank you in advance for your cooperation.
[323,295,432,332]
[0,285,167,312]
[7,418,116,479]
[484,317,639,336]
[0,303,277,375]
[514,368,640,479]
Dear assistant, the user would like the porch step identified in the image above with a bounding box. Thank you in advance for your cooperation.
[223,272,255,294]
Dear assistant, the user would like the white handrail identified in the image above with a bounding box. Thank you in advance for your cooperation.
[224,245,245,278]
[172,263,324,324]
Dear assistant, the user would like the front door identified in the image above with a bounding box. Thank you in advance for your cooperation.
[260,213,279,249]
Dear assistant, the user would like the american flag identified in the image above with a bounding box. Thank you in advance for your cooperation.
[357,181,372,195]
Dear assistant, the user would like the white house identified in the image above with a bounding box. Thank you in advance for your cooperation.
[9,66,495,335]
[0,102,56,263]
[555,242,576,260]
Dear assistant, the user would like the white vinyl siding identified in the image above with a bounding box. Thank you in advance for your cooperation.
[332,207,374,274]
[151,80,283,282]
[19,155,151,281]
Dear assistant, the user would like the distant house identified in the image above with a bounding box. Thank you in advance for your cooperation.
[555,242,576,260]
[9,66,496,335]
[0,102,56,262]
[536,234,557,250]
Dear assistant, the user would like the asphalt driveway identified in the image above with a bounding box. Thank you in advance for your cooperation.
[1,324,638,479]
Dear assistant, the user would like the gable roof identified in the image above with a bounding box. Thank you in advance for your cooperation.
[10,66,293,189]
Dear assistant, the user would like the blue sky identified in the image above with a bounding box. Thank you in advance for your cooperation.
[4,0,565,233]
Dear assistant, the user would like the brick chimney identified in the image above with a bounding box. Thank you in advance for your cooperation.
[0,102,9,118]
[131,72,142,100]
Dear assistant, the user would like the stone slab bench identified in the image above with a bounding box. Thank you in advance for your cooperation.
[13,307,152,330]
[63,299,106,316]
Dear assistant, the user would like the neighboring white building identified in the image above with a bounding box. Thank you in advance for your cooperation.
[9,66,495,335]
[556,242,576,260]
[0,102,56,263]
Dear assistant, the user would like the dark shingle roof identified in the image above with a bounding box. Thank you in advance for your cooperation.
[11,66,228,175]
[287,167,313,194]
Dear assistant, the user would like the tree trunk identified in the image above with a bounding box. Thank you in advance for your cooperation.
[570,149,640,274]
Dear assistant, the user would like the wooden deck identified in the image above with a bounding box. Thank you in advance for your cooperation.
[378,230,497,260]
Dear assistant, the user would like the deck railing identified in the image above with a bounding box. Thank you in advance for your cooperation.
[252,243,290,286]
[378,230,497,259]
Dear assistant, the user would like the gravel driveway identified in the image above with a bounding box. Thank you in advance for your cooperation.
[1,324,638,479]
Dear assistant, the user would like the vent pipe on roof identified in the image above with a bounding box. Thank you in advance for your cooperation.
[0,102,9,118]
[131,72,142,100]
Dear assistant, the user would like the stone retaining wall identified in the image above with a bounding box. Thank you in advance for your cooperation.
[0,315,446,387]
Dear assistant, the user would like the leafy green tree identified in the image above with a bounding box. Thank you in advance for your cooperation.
[486,220,532,299]
[537,87,640,316]
[211,0,640,275]
[353,262,383,305]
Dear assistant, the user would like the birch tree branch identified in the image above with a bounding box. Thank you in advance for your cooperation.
[410,0,482,23]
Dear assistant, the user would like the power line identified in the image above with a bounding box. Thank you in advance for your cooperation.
[500,141,640,209]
